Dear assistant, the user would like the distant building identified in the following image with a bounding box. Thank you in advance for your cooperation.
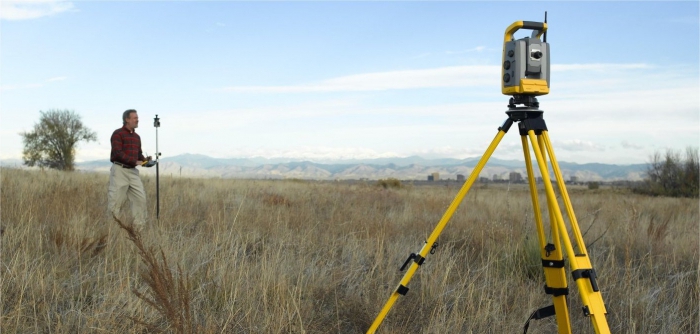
[536,176,543,184]
[478,177,489,183]
[432,172,440,181]
[509,172,523,183]
[427,175,434,181]
[457,174,465,182]
[493,174,501,182]
[570,176,579,184]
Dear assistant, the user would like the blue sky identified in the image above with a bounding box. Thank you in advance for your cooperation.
[1,1,698,164]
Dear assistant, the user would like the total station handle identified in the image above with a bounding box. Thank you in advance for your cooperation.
[503,21,547,42]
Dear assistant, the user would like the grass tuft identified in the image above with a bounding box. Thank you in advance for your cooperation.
[113,216,194,333]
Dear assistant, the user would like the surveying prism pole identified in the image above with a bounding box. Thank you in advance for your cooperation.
[154,114,161,219]
[366,18,610,334]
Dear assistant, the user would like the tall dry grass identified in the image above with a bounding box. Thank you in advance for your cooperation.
[1,168,697,333]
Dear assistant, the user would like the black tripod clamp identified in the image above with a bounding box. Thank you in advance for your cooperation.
[400,253,424,271]
[399,242,439,271]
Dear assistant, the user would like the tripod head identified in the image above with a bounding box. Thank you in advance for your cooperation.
[502,16,549,110]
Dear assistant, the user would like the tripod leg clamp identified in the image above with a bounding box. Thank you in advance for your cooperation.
[544,285,569,297]
[399,253,425,271]
[572,268,599,292]
[523,305,556,334]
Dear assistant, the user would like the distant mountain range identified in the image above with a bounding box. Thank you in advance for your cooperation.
[2,153,645,182]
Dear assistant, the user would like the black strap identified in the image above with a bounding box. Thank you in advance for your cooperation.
[572,268,599,292]
[523,305,556,334]
[397,284,409,296]
[544,285,569,297]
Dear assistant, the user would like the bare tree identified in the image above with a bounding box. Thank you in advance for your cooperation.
[639,146,699,198]
[21,109,97,171]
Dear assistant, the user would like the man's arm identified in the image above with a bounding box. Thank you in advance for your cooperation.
[137,134,148,164]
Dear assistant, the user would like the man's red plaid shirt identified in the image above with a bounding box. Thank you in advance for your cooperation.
[110,126,145,167]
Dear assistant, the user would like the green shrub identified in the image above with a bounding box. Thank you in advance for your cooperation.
[588,182,600,190]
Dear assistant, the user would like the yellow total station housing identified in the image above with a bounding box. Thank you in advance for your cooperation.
[502,21,550,96]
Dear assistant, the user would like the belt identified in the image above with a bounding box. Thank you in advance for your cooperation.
[113,162,135,169]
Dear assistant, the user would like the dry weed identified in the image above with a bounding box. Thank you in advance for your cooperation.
[0,168,697,333]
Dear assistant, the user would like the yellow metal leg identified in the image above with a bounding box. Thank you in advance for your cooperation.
[529,131,610,334]
[366,125,510,334]
[366,117,610,334]
[540,131,610,333]
[541,131,587,253]
[522,136,572,334]
[521,136,546,249]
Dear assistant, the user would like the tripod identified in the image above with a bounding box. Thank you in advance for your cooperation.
[366,97,610,334]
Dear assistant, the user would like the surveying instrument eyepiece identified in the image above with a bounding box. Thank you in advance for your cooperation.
[366,15,611,334]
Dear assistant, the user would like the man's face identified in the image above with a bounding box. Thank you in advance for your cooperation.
[126,112,139,130]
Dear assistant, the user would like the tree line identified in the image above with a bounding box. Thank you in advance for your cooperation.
[633,147,699,198]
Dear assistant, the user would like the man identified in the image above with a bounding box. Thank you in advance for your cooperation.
[108,109,151,228]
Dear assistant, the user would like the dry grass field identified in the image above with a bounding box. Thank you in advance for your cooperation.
[1,167,698,333]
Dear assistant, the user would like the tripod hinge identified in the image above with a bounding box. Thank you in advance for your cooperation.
[498,118,514,133]
[399,253,425,271]
[572,268,599,292]
[544,285,569,297]
[541,259,565,268]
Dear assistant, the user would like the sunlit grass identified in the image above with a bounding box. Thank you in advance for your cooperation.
[1,168,697,333]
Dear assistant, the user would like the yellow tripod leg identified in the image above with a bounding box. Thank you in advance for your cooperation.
[366,121,512,334]
[521,136,572,334]
[541,131,587,253]
[540,131,610,333]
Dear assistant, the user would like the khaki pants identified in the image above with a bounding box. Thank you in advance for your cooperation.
[108,164,147,226]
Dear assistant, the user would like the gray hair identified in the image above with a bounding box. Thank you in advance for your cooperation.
[122,109,137,125]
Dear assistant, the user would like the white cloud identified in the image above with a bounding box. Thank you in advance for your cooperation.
[445,46,489,54]
[0,83,43,91]
[552,63,650,72]
[202,146,403,161]
[45,76,67,82]
[0,0,74,21]
[223,66,497,93]
[556,139,606,152]
[0,76,68,90]
[621,141,644,150]
[410,52,432,59]
[223,63,656,94]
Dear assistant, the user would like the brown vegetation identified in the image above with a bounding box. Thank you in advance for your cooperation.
[1,168,698,333]
[635,147,699,198]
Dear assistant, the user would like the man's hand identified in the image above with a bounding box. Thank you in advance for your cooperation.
[141,160,157,167]
[139,156,153,166]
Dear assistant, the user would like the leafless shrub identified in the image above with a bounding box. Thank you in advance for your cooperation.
[113,216,194,333]
[636,146,699,197]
